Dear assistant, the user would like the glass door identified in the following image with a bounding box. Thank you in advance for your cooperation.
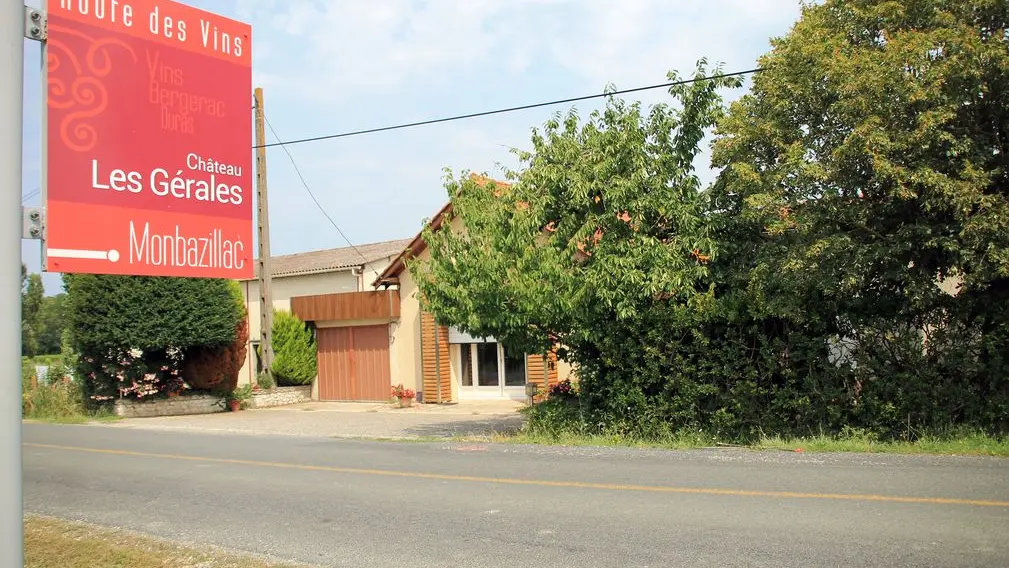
[475,342,500,392]
[458,342,527,398]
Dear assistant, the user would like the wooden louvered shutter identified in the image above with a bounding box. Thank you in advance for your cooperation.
[420,310,451,403]
[526,350,559,397]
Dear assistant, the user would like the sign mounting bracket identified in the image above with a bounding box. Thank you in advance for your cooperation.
[22,206,44,240]
[24,5,45,42]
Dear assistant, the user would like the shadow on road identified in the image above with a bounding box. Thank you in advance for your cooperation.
[402,415,525,438]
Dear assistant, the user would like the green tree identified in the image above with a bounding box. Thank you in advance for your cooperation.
[412,61,776,437]
[711,0,1009,434]
[270,310,317,386]
[36,293,67,355]
[21,266,44,357]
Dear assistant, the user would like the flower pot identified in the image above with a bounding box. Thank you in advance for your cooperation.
[228,400,241,412]
[398,397,413,408]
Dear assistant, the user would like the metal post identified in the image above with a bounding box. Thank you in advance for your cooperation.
[38,0,47,266]
[2,0,25,565]
[253,88,273,384]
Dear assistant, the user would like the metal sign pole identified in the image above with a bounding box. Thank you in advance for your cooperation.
[2,0,25,565]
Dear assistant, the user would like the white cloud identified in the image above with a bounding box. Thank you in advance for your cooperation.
[237,0,516,101]
[239,0,802,103]
[229,0,804,253]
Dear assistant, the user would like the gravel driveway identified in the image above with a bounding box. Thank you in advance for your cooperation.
[102,400,526,440]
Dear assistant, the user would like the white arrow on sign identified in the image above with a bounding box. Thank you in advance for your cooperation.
[47,248,120,263]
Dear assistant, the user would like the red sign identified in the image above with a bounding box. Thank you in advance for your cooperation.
[45,0,253,279]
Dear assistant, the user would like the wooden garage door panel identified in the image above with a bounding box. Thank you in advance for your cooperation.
[316,325,390,402]
[317,327,352,401]
[351,325,392,401]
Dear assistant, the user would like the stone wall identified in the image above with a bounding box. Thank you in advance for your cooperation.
[112,385,312,418]
[114,394,225,418]
[249,385,312,409]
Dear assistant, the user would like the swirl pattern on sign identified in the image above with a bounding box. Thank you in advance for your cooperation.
[47,24,137,153]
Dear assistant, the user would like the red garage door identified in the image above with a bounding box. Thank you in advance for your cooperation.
[316,325,391,401]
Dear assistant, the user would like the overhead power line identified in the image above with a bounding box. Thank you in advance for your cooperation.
[262,114,383,280]
[256,67,762,149]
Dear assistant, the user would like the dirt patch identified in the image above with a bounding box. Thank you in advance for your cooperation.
[25,514,311,568]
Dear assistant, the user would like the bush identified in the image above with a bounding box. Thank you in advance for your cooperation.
[63,275,246,406]
[255,371,275,390]
[23,377,85,420]
[22,355,66,389]
[524,392,585,438]
[270,310,317,386]
[182,316,250,395]
[64,275,243,353]
[183,282,248,394]
[77,348,187,403]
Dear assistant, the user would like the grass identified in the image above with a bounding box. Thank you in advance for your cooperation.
[754,431,1009,456]
[24,514,308,568]
[22,411,120,425]
[21,378,121,424]
[485,428,1009,456]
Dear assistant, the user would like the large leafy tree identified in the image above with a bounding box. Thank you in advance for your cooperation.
[412,61,764,435]
[711,0,1009,432]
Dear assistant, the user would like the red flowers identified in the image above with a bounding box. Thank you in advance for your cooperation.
[391,384,416,399]
[549,379,575,397]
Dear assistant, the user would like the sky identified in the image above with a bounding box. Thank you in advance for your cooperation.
[21,0,805,295]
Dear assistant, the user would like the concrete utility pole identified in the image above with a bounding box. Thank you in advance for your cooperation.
[2,0,25,565]
[254,88,274,383]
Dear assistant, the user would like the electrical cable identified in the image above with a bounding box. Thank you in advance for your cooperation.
[263,114,384,280]
[255,68,761,149]
[256,67,762,280]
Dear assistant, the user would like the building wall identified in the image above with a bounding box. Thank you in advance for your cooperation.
[386,215,580,401]
[556,358,575,384]
[389,265,424,396]
[235,257,396,387]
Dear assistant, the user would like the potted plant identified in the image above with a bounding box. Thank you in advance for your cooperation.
[390,384,416,408]
[224,383,253,411]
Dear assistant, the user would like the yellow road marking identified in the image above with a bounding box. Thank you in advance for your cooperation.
[24,442,1009,508]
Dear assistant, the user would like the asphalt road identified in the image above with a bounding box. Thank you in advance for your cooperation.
[23,423,1009,567]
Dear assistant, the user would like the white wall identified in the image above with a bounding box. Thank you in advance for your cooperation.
[235,255,400,386]
[237,270,358,386]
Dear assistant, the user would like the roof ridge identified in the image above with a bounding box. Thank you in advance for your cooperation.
[260,238,411,260]
[242,237,413,281]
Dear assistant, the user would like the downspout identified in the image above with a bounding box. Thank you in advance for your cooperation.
[353,266,365,291]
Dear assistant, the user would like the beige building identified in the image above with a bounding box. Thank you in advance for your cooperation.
[237,239,410,387]
[287,178,575,403]
[373,205,576,403]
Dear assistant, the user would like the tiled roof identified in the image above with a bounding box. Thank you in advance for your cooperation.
[244,238,412,280]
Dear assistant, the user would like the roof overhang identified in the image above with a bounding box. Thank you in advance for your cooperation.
[372,201,454,288]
